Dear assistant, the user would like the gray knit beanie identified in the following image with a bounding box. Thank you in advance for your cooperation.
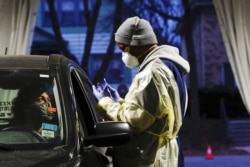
[115,16,158,46]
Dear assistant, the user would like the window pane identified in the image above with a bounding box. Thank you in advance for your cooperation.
[0,70,63,144]
[62,1,74,11]
[61,11,77,25]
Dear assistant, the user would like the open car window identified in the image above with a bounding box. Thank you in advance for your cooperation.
[0,70,63,145]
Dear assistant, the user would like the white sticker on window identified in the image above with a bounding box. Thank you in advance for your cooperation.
[39,74,49,78]
[41,129,55,138]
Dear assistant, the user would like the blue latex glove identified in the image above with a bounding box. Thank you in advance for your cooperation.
[104,85,120,102]
[92,85,106,100]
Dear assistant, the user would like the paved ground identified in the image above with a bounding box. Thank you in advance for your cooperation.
[185,155,250,167]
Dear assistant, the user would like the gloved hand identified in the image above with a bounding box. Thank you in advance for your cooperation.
[92,85,106,101]
[104,85,120,102]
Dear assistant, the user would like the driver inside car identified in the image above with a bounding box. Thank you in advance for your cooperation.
[28,91,54,133]
[11,84,58,137]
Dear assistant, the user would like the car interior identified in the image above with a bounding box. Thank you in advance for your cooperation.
[0,70,63,145]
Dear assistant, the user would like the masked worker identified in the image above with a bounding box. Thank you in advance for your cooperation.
[93,16,190,167]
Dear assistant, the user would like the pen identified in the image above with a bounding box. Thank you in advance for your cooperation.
[104,78,113,99]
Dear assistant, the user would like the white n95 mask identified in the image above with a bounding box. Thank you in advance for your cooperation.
[122,52,139,69]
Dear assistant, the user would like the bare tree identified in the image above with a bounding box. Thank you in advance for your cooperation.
[181,0,200,121]
[122,0,183,46]
[178,0,201,145]
[81,0,102,73]
[46,0,77,62]
[47,0,115,83]
[92,0,123,84]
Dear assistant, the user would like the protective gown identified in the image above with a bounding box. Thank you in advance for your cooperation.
[97,45,190,167]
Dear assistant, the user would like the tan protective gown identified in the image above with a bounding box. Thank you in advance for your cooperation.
[97,45,190,167]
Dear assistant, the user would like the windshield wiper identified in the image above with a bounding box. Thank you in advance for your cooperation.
[0,143,15,151]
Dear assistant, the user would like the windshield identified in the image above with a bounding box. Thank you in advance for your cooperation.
[0,70,63,146]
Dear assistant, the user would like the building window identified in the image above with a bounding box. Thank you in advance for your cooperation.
[42,0,87,26]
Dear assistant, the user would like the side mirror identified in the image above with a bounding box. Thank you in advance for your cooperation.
[84,121,132,147]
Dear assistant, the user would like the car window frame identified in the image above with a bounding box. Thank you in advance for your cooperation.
[0,69,65,148]
[69,66,100,136]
